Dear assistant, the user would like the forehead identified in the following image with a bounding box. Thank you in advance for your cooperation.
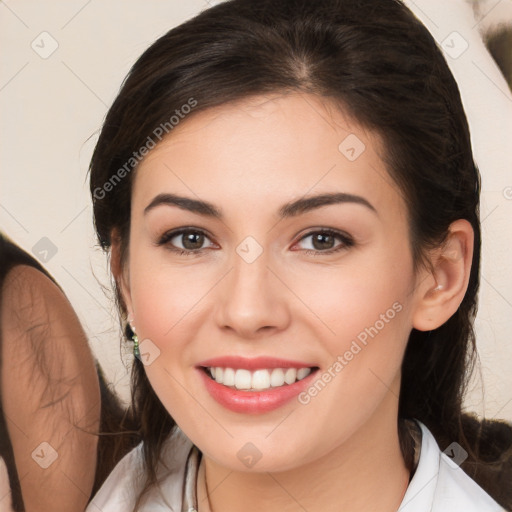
[133,92,404,220]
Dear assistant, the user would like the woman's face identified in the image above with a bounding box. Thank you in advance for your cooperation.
[122,92,425,472]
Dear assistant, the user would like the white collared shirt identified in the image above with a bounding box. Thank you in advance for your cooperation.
[86,421,505,512]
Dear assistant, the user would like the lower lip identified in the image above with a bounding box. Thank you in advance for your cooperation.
[197,368,318,414]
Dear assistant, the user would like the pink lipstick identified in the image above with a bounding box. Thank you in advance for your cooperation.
[196,356,319,414]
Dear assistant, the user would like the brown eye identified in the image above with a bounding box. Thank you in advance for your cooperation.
[294,229,354,255]
[311,233,336,250]
[177,231,206,250]
[157,228,215,254]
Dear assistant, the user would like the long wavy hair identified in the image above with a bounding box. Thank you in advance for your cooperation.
[88,0,512,509]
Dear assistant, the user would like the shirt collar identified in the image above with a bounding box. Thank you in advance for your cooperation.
[181,419,425,512]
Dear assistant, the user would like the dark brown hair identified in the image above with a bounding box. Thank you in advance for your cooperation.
[88,0,512,509]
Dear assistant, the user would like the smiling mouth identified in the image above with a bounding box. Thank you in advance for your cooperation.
[201,366,319,392]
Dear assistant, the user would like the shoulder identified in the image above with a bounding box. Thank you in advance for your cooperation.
[85,442,145,511]
[86,428,193,512]
[400,421,505,512]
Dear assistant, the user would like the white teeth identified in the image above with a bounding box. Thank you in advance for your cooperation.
[284,368,297,384]
[270,368,285,387]
[223,367,236,387]
[297,368,311,380]
[252,369,270,390]
[234,369,252,390]
[207,366,313,391]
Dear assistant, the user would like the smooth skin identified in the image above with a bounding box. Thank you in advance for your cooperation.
[113,92,473,512]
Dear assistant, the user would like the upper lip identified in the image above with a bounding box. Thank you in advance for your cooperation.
[196,356,317,371]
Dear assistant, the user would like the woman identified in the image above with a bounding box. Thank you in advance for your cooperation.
[86,0,512,510]
[0,233,140,511]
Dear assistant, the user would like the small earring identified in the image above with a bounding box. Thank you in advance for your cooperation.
[130,323,140,359]
[433,284,443,292]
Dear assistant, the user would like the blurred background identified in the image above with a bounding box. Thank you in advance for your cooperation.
[1,0,511,420]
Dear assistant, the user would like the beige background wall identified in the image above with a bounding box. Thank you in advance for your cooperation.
[1,0,511,421]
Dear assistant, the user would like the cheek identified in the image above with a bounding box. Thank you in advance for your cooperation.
[287,259,413,445]
[292,250,414,408]
[296,252,412,343]
[128,254,212,344]
[127,257,209,416]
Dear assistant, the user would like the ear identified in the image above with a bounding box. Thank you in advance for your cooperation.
[412,219,474,331]
[110,230,134,323]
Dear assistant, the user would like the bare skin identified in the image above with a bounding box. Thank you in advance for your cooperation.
[1,265,101,512]
[114,92,473,512]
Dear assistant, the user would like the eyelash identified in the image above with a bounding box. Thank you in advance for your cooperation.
[157,228,354,257]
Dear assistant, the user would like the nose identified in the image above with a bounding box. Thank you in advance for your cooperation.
[213,248,291,339]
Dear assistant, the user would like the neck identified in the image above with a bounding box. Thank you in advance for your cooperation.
[198,388,410,512]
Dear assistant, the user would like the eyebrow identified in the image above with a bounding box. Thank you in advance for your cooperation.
[144,192,377,218]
